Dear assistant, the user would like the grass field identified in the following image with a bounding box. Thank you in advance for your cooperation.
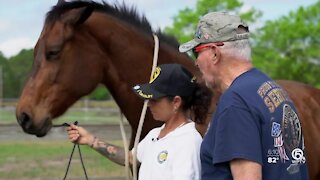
[0,140,127,180]
[0,100,131,179]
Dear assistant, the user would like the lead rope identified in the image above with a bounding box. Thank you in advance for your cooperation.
[132,34,159,180]
[119,111,132,180]
[53,121,89,180]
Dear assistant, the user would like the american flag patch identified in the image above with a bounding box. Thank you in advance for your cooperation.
[271,122,281,137]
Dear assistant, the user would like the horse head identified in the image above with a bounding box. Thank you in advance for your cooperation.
[15,1,196,138]
[15,2,105,137]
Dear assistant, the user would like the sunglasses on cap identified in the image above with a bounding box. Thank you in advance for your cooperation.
[192,42,224,58]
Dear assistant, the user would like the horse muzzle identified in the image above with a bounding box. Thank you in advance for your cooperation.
[17,112,52,137]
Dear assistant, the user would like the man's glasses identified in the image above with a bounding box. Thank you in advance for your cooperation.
[193,42,224,58]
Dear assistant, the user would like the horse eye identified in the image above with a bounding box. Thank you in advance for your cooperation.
[46,50,60,60]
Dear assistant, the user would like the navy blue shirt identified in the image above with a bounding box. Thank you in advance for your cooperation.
[201,68,309,180]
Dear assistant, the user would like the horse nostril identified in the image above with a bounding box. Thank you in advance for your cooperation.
[18,112,32,130]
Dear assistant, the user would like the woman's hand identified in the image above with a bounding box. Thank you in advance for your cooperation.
[67,124,95,146]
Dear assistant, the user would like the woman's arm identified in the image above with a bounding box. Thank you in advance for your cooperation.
[90,136,133,166]
[67,124,134,166]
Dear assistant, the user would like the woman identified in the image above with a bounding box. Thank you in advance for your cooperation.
[67,63,212,180]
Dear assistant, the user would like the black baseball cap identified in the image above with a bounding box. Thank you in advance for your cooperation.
[133,64,196,100]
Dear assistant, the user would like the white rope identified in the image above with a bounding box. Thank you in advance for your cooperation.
[119,111,132,180]
[132,34,159,180]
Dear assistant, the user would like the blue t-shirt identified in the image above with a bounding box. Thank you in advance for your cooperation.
[200,68,309,180]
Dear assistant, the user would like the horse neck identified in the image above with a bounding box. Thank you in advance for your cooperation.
[87,13,153,121]
[86,12,198,123]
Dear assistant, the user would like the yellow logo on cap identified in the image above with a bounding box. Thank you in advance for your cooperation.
[149,67,161,83]
[137,90,153,99]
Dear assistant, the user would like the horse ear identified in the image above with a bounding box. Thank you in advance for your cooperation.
[61,6,94,25]
[57,0,65,5]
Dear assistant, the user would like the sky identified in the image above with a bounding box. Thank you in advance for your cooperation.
[0,0,317,58]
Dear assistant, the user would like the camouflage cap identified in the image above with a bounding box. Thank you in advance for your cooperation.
[179,12,249,53]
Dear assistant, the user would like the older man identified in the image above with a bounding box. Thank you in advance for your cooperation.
[180,12,309,180]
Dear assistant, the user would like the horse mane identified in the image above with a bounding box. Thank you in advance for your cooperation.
[46,0,180,49]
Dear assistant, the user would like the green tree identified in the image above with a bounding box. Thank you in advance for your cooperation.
[0,52,8,69]
[164,0,319,88]
[164,0,262,44]
[6,49,34,98]
[0,52,7,99]
[88,85,111,100]
[252,0,320,87]
[0,52,6,62]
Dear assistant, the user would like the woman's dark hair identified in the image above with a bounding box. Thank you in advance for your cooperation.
[168,83,213,124]
[186,84,213,124]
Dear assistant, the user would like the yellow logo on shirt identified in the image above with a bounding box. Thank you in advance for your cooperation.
[157,150,168,164]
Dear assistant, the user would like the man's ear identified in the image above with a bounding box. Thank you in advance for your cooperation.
[210,46,221,64]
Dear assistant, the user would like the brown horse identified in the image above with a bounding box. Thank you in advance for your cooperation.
[15,1,320,179]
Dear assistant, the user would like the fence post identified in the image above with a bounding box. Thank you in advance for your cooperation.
[0,66,3,107]
[84,97,89,121]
